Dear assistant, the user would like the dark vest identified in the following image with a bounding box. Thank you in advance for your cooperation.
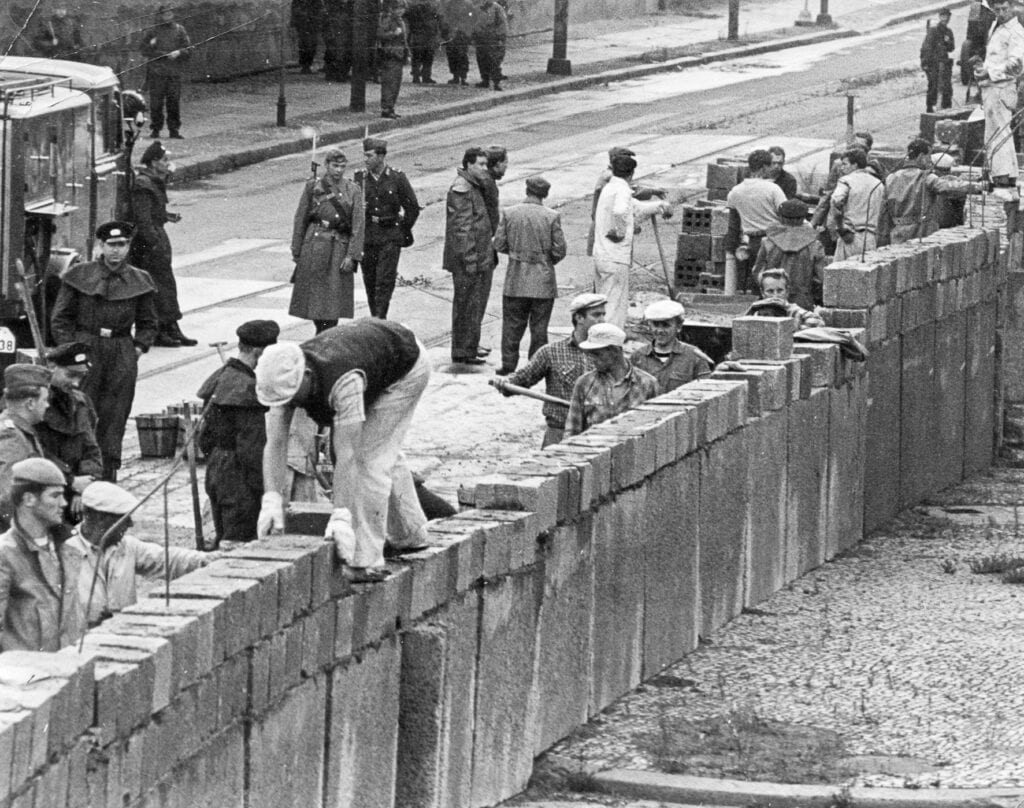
[298,319,420,427]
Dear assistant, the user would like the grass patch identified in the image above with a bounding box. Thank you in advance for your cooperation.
[969,553,1024,573]
[646,707,857,784]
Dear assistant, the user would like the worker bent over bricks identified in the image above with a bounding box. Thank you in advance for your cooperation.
[255,319,433,583]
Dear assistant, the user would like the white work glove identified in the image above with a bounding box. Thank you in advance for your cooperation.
[325,508,356,565]
[257,492,285,540]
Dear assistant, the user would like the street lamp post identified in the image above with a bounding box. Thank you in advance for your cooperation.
[547,0,571,75]
[276,6,287,126]
[728,0,739,39]
[817,0,832,26]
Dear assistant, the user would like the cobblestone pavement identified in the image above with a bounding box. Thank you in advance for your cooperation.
[541,466,1024,790]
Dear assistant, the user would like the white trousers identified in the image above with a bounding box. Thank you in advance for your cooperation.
[593,258,630,329]
[984,80,1020,180]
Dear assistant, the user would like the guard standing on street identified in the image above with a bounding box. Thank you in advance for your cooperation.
[378,0,409,118]
[354,137,420,318]
[51,221,159,483]
[473,0,508,90]
[197,320,280,546]
[139,5,191,139]
[323,0,353,81]
[37,343,103,524]
[290,148,365,332]
[405,0,441,83]
[131,141,196,347]
[292,0,326,73]
[921,8,955,112]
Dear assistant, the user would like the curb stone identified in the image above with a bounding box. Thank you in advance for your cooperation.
[174,0,966,184]
[592,770,1024,808]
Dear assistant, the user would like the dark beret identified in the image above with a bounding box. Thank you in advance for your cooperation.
[778,199,808,222]
[95,220,134,241]
[140,140,166,166]
[526,176,551,198]
[4,363,51,393]
[363,137,387,154]
[939,7,951,16]
[47,342,92,367]
[236,320,280,348]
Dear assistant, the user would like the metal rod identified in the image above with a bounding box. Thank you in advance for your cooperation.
[163,480,170,606]
[184,402,204,550]
[489,378,570,407]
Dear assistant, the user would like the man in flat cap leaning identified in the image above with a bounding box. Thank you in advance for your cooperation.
[631,299,712,393]
[0,458,84,652]
[37,343,103,523]
[51,220,159,482]
[354,138,420,319]
[68,481,210,626]
[197,320,281,546]
[255,319,433,582]
[0,364,56,528]
[492,176,567,375]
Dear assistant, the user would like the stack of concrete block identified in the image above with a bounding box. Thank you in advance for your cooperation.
[705,158,746,201]
[675,203,730,290]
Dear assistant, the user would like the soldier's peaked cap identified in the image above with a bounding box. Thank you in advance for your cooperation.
[363,137,387,154]
[47,342,91,366]
[236,320,280,348]
[96,220,134,241]
[4,363,51,392]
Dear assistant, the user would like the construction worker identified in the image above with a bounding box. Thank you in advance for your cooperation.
[197,320,280,545]
[631,299,712,393]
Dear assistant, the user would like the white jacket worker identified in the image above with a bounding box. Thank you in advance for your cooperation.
[255,319,433,583]
[68,481,210,625]
[592,152,671,328]
[975,0,1024,189]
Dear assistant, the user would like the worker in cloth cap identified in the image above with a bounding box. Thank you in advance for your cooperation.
[564,323,659,437]
[0,364,62,530]
[0,458,85,652]
[196,320,281,546]
[67,481,210,625]
[492,175,567,375]
[255,319,435,583]
[353,137,420,319]
[36,342,103,524]
[291,147,365,333]
[52,221,159,482]
[132,141,196,348]
[631,299,712,393]
[751,198,827,312]
[493,292,606,447]
[587,146,666,256]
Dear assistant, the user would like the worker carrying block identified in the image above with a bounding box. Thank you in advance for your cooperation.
[254,319,434,583]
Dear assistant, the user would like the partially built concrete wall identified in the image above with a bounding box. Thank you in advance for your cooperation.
[0,223,1004,808]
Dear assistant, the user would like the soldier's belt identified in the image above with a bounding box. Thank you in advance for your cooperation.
[368,216,399,226]
[95,327,133,338]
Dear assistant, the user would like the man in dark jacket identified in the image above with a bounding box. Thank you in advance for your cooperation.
[473,0,507,90]
[37,343,103,524]
[377,0,409,118]
[921,8,955,112]
[51,221,159,482]
[29,5,84,59]
[130,140,196,348]
[292,0,325,73]
[354,137,420,319]
[443,146,494,365]
[254,319,433,582]
[139,5,191,139]
[405,0,441,83]
[197,320,280,546]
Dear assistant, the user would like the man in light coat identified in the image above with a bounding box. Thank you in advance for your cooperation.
[69,482,210,625]
[493,176,567,374]
[828,148,886,261]
[593,153,671,328]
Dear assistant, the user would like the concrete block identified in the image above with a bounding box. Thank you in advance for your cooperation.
[642,456,701,676]
[473,473,559,531]
[455,509,540,575]
[0,714,15,802]
[542,441,613,506]
[900,322,937,508]
[33,756,69,808]
[3,710,32,796]
[153,577,255,658]
[394,592,479,808]
[659,386,711,443]
[140,724,244,808]
[532,518,594,754]
[598,409,677,473]
[932,311,968,493]
[121,598,224,666]
[823,261,883,307]
[425,515,486,593]
[325,634,402,808]
[283,500,332,534]
[234,536,333,616]
[743,411,788,607]
[65,736,91,808]
[636,399,701,459]
[585,421,659,486]
[0,681,57,778]
[249,677,326,808]
[698,430,749,635]
[965,301,998,475]
[590,488,646,713]
[827,378,867,556]
[711,363,787,416]
[96,611,208,693]
[217,653,249,728]
[503,454,584,522]
[731,316,795,360]
[350,566,411,649]
[404,544,453,621]
[863,337,903,533]
[786,390,830,578]
[86,632,173,714]
[470,569,540,808]
[792,343,840,387]
[682,379,748,439]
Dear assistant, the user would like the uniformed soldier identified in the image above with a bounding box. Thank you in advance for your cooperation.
[196,320,280,546]
[51,221,159,483]
[404,0,441,83]
[354,137,420,318]
[323,0,353,82]
[291,0,325,74]
[378,0,409,118]
[0,365,53,527]
[37,343,103,524]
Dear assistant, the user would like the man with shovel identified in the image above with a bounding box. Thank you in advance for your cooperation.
[492,293,606,447]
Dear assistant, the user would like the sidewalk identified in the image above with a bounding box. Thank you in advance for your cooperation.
[162,0,962,182]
